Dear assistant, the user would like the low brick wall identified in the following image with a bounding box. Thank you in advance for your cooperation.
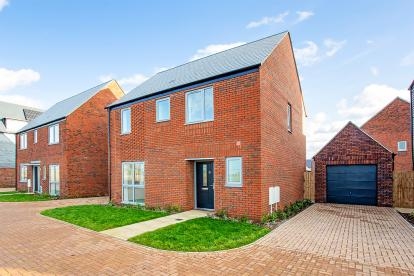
[0,168,15,188]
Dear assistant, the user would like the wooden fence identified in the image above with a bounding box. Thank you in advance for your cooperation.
[304,171,315,201]
[393,171,414,208]
[304,171,414,208]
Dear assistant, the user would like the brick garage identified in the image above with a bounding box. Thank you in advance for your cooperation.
[109,32,306,221]
[314,122,393,206]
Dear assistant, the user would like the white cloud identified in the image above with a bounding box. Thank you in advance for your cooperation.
[324,39,346,57]
[99,72,150,92]
[306,84,410,158]
[0,94,44,108]
[295,11,314,23]
[0,0,9,11]
[401,51,414,66]
[294,41,320,66]
[0,68,40,92]
[189,42,245,61]
[246,11,289,28]
[370,66,379,76]
[336,84,409,123]
[366,40,374,45]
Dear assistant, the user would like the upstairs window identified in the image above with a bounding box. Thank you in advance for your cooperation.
[398,141,407,152]
[20,133,27,149]
[49,124,59,144]
[121,108,131,134]
[186,87,213,124]
[34,129,38,144]
[156,97,170,122]
[287,103,292,132]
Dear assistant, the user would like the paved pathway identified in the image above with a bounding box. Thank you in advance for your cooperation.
[101,210,210,240]
[0,199,413,275]
[0,188,15,193]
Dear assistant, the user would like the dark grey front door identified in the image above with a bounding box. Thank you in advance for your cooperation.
[196,162,214,209]
[33,166,40,193]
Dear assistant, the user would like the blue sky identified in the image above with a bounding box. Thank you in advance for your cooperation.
[1,0,413,157]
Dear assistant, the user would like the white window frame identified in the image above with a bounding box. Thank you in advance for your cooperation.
[34,129,38,144]
[121,108,131,134]
[156,97,171,122]
[49,164,60,196]
[185,87,214,124]
[225,157,243,187]
[20,164,28,182]
[48,124,59,145]
[122,161,145,205]
[397,141,407,152]
[287,103,292,132]
[20,133,27,149]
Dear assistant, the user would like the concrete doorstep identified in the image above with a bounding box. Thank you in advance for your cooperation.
[101,209,210,240]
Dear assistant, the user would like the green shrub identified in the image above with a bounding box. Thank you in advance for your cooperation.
[215,208,229,219]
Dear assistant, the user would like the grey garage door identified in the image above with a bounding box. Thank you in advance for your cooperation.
[326,165,377,205]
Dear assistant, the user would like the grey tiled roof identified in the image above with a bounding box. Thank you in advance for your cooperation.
[18,81,112,133]
[0,101,43,122]
[23,109,42,121]
[0,133,15,168]
[109,32,287,107]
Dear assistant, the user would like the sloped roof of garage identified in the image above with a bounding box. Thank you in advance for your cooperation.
[313,122,392,159]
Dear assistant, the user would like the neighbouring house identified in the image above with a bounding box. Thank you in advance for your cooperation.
[16,80,124,197]
[314,122,393,206]
[410,80,414,170]
[0,102,42,188]
[107,32,306,220]
[361,97,412,172]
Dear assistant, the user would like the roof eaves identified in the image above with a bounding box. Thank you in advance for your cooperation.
[107,65,260,109]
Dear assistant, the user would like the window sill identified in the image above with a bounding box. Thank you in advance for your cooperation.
[48,143,59,145]
[20,180,28,183]
[120,132,131,136]
[185,119,214,126]
[156,119,170,123]
[225,184,242,188]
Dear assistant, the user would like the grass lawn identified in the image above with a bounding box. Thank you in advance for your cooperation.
[129,217,270,252]
[0,193,52,202]
[41,204,169,231]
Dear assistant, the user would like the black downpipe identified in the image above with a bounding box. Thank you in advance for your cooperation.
[107,109,112,201]
[411,87,414,171]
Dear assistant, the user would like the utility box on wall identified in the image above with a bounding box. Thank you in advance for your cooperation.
[269,186,280,205]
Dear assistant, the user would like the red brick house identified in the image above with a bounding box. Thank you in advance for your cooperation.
[107,32,306,220]
[16,80,124,197]
[314,122,393,206]
[361,98,412,172]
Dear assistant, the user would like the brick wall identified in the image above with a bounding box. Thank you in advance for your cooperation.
[361,98,412,172]
[110,71,263,219]
[259,33,306,213]
[0,168,15,188]
[314,122,393,206]
[65,84,124,197]
[110,34,305,221]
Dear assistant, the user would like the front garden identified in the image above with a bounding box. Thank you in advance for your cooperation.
[0,193,54,202]
[41,204,170,231]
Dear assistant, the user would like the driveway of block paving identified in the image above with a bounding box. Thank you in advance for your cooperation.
[0,199,413,275]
